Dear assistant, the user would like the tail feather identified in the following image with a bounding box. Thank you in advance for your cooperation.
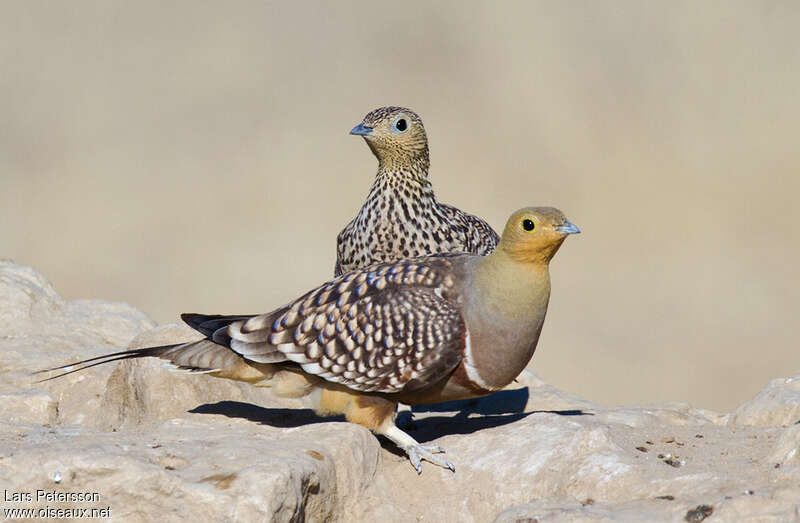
[181,313,254,337]
[32,345,179,382]
[34,312,280,383]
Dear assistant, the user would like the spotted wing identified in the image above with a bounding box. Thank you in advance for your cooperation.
[228,259,466,393]
[439,203,499,255]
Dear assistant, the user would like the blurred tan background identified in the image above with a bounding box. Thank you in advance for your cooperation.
[2,1,798,412]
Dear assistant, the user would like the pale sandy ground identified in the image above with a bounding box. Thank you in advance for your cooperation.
[1,2,799,414]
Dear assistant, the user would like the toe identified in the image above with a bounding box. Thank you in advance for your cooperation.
[404,444,456,473]
[406,447,423,474]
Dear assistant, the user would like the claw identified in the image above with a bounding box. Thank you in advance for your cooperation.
[408,447,423,474]
[382,424,456,474]
[405,444,455,474]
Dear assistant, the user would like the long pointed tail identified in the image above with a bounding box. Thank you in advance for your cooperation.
[33,312,268,383]
[32,344,180,382]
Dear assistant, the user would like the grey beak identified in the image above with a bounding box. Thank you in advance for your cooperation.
[350,123,373,136]
[556,221,580,235]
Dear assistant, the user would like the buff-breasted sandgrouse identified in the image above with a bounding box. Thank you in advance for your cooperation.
[40,207,578,473]
[335,107,499,276]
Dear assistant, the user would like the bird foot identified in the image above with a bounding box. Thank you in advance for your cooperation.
[405,444,455,474]
[382,424,455,474]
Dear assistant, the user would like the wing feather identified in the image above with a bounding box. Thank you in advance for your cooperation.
[176,259,466,394]
[250,258,465,393]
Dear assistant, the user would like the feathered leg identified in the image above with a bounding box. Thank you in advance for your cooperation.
[314,386,454,473]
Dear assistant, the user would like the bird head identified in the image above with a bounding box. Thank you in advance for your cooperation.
[350,107,429,168]
[498,207,580,264]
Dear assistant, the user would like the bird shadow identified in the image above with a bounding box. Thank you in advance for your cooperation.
[189,402,344,428]
[189,387,590,458]
[394,387,590,446]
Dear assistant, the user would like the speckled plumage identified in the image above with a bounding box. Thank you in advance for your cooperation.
[40,207,578,473]
[234,257,465,394]
[335,107,499,276]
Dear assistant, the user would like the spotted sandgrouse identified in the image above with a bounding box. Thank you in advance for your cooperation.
[40,207,578,473]
[335,107,499,276]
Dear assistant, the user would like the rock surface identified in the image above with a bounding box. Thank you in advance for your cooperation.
[1,261,799,521]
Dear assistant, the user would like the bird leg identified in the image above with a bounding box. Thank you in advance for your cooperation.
[381,423,455,474]
[315,386,454,473]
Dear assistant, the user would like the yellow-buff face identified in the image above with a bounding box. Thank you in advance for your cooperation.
[499,207,580,264]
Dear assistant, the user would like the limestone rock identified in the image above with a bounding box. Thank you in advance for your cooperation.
[0,390,57,425]
[93,323,305,431]
[1,261,156,427]
[358,402,798,522]
[2,261,800,522]
[769,424,800,467]
[727,377,800,427]
[0,419,380,522]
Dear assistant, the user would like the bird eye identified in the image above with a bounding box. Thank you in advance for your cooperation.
[393,118,408,132]
[522,219,535,232]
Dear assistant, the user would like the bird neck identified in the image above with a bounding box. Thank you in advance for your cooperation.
[497,235,566,266]
[374,146,430,179]
[472,248,552,319]
[368,153,434,202]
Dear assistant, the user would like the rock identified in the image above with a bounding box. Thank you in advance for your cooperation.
[0,261,155,343]
[2,261,800,522]
[357,404,798,522]
[0,419,380,522]
[94,323,305,431]
[727,377,800,427]
[1,261,157,428]
[0,262,375,521]
[0,390,57,425]
[495,490,800,522]
[769,424,800,467]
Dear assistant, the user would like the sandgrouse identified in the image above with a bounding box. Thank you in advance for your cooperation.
[40,207,578,473]
[336,107,499,276]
